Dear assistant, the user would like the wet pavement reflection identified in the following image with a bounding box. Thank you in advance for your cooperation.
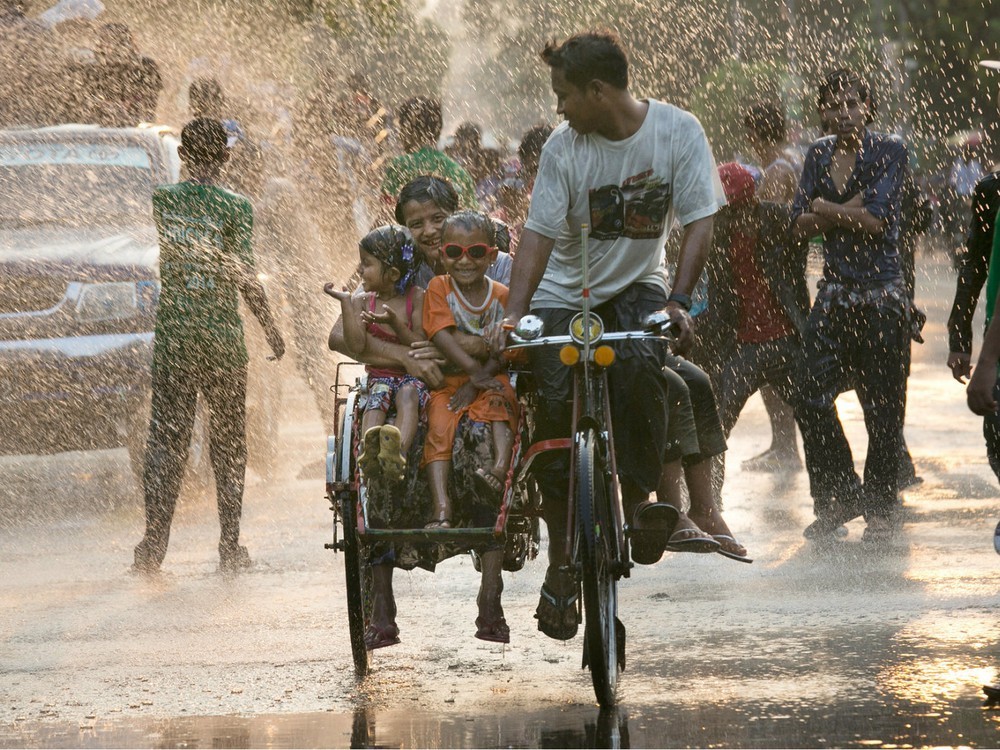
[3,694,1000,749]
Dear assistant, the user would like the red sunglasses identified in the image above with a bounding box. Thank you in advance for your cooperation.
[442,242,493,260]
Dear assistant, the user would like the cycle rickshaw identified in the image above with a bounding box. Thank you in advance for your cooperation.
[325,226,674,707]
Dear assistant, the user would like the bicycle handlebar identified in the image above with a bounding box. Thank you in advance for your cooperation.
[507,312,674,356]
[506,329,674,351]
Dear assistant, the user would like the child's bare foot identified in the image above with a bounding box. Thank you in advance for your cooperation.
[378,425,406,482]
[425,516,452,529]
[473,467,504,500]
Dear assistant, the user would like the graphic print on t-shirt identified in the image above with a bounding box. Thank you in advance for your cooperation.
[588,172,672,241]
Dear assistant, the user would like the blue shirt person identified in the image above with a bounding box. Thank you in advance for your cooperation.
[788,69,911,546]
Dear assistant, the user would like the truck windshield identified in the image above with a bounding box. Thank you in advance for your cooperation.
[0,143,156,228]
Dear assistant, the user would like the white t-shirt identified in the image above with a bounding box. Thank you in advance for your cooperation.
[524,100,724,309]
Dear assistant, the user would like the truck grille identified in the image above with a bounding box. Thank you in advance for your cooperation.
[0,277,67,314]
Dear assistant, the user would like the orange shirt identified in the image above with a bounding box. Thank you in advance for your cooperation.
[423,275,509,341]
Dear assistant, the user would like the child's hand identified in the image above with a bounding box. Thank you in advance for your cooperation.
[361,304,398,328]
[470,369,503,392]
[449,381,479,412]
[323,283,353,303]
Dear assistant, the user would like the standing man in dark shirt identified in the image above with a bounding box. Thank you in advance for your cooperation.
[791,69,909,544]
[85,23,161,125]
[948,168,1000,378]
[704,162,811,438]
[947,161,1000,478]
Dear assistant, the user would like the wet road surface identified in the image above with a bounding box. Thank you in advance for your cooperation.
[2,252,1000,748]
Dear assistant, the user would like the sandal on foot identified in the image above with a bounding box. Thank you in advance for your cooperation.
[628,502,679,565]
[804,503,861,541]
[535,573,579,641]
[473,467,504,500]
[378,425,406,482]
[861,516,899,545]
[712,534,753,564]
[665,526,721,553]
[363,622,400,650]
[358,426,382,479]
[425,517,452,529]
[475,616,510,644]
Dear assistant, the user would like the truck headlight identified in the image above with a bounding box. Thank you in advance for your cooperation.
[76,282,139,322]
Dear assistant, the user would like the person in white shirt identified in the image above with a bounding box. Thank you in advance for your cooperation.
[502,31,750,642]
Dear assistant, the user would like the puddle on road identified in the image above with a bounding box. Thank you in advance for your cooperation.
[3,693,1000,749]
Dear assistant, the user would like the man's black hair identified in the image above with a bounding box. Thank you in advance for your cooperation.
[397,96,443,143]
[394,175,459,223]
[540,31,629,90]
[181,117,228,163]
[518,123,553,164]
[189,77,224,114]
[818,68,877,124]
[743,102,786,145]
[454,122,481,144]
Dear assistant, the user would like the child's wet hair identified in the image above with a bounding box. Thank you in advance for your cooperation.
[359,224,420,292]
[394,176,459,223]
[442,211,497,246]
[180,118,228,163]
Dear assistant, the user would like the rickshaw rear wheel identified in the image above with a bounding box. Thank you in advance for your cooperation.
[341,490,373,676]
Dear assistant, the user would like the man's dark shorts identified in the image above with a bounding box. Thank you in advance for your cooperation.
[528,283,725,503]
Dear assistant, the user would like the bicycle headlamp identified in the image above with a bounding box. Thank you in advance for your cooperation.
[569,312,604,345]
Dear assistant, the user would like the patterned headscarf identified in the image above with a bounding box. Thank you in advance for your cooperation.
[359,224,420,294]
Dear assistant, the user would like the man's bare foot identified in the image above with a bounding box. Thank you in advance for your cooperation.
[688,507,748,558]
[664,512,720,553]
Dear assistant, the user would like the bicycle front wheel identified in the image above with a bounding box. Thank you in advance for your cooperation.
[576,426,620,706]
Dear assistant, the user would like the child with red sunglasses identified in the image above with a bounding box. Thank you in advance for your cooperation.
[421,210,519,641]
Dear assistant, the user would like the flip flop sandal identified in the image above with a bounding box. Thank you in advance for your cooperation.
[363,622,400,650]
[804,502,863,540]
[378,425,406,482]
[665,527,722,554]
[712,534,753,564]
[535,577,579,641]
[358,426,382,479]
[475,616,510,644]
[473,467,504,501]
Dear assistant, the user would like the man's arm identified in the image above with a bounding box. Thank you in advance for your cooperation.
[240,276,285,359]
[792,211,836,239]
[667,214,715,353]
[231,204,284,359]
[967,276,1000,415]
[810,194,885,235]
[503,228,557,322]
[327,313,444,388]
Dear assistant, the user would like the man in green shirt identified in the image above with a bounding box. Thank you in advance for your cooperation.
[380,96,478,211]
[133,118,285,574]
